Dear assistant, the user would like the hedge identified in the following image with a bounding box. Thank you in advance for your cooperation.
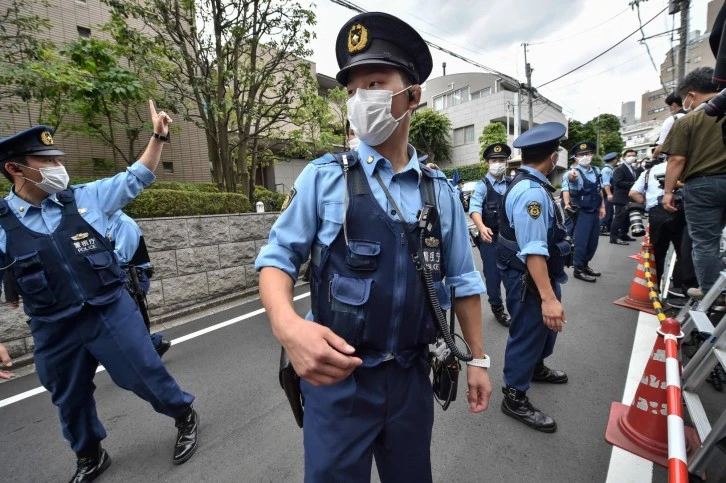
[0,177,220,194]
[124,189,251,218]
[440,163,487,182]
[254,185,287,211]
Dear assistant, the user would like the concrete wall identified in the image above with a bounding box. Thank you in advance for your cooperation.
[0,212,278,361]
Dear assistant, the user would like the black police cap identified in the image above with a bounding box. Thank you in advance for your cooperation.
[335,12,433,86]
[572,141,596,155]
[0,125,65,162]
[483,143,511,160]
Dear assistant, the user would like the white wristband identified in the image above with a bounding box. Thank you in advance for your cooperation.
[466,355,491,368]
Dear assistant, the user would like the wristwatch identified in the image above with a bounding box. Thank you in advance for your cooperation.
[466,355,491,368]
[151,132,170,143]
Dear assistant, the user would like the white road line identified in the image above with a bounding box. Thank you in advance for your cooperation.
[0,292,311,409]
[605,311,659,483]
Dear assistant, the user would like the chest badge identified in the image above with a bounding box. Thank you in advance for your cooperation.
[366,155,374,164]
[424,237,440,248]
[71,232,89,241]
[526,202,542,220]
[78,208,88,215]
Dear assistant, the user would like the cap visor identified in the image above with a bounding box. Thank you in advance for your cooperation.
[336,58,409,84]
[29,149,65,157]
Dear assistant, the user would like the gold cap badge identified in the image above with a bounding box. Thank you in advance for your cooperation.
[348,24,369,54]
[494,145,502,153]
[40,131,54,146]
[580,143,587,150]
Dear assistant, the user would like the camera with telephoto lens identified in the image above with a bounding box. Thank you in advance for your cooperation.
[654,174,685,210]
[626,202,646,237]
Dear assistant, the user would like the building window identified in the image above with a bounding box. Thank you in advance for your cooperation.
[647,107,667,115]
[692,56,702,63]
[75,0,87,4]
[77,26,91,38]
[648,92,666,101]
[162,162,174,173]
[433,87,469,110]
[471,87,492,100]
[453,125,475,146]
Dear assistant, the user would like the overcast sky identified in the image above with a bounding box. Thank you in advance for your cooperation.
[306,0,713,122]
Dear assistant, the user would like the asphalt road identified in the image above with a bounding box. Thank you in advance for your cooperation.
[1,239,724,482]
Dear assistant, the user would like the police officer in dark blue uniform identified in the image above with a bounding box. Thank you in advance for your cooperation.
[0,102,198,481]
[561,142,606,283]
[498,122,570,433]
[256,12,493,482]
[600,152,617,236]
[107,209,171,357]
[469,142,512,327]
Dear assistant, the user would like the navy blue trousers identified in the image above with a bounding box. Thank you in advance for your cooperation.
[501,268,561,392]
[477,233,504,306]
[573,210,600,267]
[601,198,613,230]
[31,291,194,454]
[136,271,163,349]
[301,358,434,483]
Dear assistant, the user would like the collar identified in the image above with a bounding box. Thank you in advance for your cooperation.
[486,173,506,184]
[5,188,61,219]
[358,140,421,184]
[519,165,552,186]
[575,165,592,173]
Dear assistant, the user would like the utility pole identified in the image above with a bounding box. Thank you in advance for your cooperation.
[523,43,534,129]
[596,110,601,155]
[677,0,690,84]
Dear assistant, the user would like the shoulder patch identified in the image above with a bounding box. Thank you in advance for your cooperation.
[526,201,542,219]
[280,187,297,213]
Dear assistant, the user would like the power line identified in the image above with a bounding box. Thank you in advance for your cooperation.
[556,51,649,89]
[632,1,669,95]
[529,7,631,46]
[537,5,668,89]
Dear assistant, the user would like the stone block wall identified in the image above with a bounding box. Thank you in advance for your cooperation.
[0,213,278,361]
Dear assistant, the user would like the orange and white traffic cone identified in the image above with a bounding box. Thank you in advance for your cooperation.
[614,248,657,314]
[605,319,700,467]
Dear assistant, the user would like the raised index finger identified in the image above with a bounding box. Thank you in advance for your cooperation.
[149,99,157,117]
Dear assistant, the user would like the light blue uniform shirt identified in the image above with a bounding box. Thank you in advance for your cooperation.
[0,162,155,274]
[107,210,151,268]
[601,164,614,188]
[561,165,599,192]
[503,166,555,264]
[255,141,485,300]
[467,173,507,217]
[630,162,666,211]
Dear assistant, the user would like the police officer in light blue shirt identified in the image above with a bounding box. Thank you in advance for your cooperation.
[561,142,606,283]
[0,101,198,481]
[469,142,512,327]
[497,122,571,433]
[255,12,492,482]
[600,152,617,235]
[107,210,171,357]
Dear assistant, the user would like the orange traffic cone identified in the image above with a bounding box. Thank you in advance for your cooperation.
[629,226,650,260]
[614,248,657,314]
[605,319,700,467]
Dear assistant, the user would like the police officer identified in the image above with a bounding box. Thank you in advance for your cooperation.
[107,209,171,357]
[0,102,198,482]
[469,142,512,327]
[497,122,570,433]
[255,12,492,482]
[600,152,617,236]
[561,142,605,282]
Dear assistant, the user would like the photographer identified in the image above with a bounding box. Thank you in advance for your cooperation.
[629,160,689,307]
[652,93,686,160]
[662,67,726,299]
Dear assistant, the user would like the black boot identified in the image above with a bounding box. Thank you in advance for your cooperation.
[573,266,596,283]
[69,445,111,483]
[491,305,511,327]
[583,265,601,277]
[531,363,569,384]
[500,387,557,433]
[156,339,172,358]
[173,406,199,465]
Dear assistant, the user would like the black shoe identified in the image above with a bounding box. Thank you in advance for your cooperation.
[532,365,569,384]
[500,387,557,433]
[156,339,172,358]
[600,231,610,237]
[706,370,723,392]
[69,447,111,483]
[610,239,629,245]
[583,265,601,277]
[664,295,688,309]
[573,267,596,283]
[621,236,636,242]
[491,305,511,327]
[174,406,199,465]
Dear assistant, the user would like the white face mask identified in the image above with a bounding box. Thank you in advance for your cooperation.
[683,93,694,112]
[348,137,360,150]
[624,156,637,164]
[577,155,592,167]
[347,87,410,147]
[20,165,70,194]
[488,162,506,177]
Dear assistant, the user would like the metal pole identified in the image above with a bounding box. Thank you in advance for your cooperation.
[524,43,534,128]
[677,0,690,85]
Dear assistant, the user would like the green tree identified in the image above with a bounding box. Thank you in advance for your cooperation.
[478,122,507,159]
[566,114,622,157]
[285,83,343,160]
[104,0,317,197]
[409,108,453,164]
